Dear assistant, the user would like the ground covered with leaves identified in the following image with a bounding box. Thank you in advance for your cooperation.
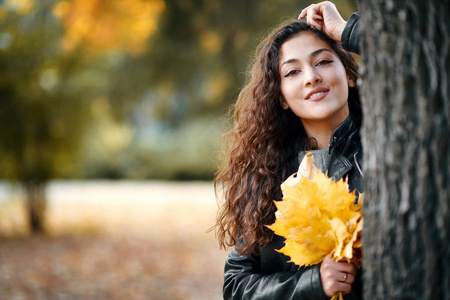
[0,181,227,300]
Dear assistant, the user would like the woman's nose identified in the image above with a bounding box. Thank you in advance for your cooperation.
[304,69,321,86]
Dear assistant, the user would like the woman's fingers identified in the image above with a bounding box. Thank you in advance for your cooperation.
[307,14,323,29]
[298,1,346,42]
[320,257,357,296]
[300,4,324,29]
[334,282,353,294]
[339,271,355,284]
[299,4,316,19]
[321,269,353,295]
[336,259,357,275]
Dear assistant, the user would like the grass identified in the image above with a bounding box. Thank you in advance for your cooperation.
[0,181,228,300]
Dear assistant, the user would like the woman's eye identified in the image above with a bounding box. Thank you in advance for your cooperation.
[316,60,333,66]
[284,70,300,77]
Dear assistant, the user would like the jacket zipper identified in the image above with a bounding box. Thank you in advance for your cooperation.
[354,154,364,177]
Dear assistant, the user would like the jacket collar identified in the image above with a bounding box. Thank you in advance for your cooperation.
[328,115,357,154]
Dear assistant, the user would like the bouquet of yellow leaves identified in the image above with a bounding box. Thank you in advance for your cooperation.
[267,152,363,300]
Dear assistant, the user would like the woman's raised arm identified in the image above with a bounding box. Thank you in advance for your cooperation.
[299,1,360,54]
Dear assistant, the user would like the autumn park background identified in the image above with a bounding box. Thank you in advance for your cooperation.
[0,0,356,299]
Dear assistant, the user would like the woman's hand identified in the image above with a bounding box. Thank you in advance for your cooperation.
[299,1,346,43]
[319,256,357,297]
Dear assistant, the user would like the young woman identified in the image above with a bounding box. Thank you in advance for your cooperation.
[215,2,363,299]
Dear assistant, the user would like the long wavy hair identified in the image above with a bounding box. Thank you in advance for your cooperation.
[215,20,361,256]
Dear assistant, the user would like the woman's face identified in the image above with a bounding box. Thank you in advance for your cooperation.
[278,32,354,127]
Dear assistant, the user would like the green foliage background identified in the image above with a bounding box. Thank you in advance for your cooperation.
[0,0,357,182]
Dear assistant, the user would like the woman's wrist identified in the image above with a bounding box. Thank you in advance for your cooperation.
[334,20,347,43]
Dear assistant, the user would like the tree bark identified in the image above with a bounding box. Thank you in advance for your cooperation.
[25,182,47,234]
[359,0,450,299]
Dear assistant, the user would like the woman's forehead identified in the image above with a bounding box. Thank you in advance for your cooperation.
[279,32,335,62]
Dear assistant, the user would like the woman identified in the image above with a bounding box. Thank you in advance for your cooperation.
[215,2,363,299]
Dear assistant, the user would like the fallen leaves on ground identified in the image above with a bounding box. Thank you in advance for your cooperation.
[0,181,227,300]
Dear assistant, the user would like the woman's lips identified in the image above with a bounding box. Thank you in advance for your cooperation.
[305,90,329,101]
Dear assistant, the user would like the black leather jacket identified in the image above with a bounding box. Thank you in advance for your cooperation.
[223,116,364,300]
[341,12,360,54]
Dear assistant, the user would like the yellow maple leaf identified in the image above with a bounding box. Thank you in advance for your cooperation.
[267,152,363,268]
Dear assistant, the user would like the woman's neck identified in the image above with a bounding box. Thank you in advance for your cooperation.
[305,126,333,149]
[302,116,348,150]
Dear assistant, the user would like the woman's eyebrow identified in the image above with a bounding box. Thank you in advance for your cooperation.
[280,48,332,68]
[280,58,299,68]
[310,48,332,58]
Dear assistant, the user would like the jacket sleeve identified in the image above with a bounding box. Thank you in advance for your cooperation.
[223,247,329,300]
[341,12,360,54]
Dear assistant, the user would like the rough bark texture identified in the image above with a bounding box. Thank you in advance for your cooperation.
[359,0,450,299]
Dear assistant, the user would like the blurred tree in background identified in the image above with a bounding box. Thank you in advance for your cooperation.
[0,0,356,233]
[0,0,165,232]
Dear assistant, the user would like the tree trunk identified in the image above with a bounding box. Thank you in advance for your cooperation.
[25,182,47,234]
[359,0,450,299]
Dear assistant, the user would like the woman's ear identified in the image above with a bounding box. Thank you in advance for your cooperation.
[348,76,356,88]
[279,96,289,110]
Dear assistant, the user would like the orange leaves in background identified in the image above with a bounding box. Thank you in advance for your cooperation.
[267,153,363,269]
[53,0,165,55]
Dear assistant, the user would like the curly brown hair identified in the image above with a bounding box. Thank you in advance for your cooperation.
[215,20,361,256]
